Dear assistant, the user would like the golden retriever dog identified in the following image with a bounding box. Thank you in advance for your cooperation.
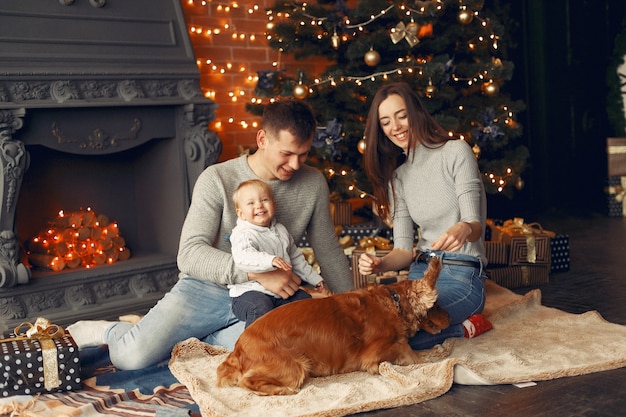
[216,257,444,396]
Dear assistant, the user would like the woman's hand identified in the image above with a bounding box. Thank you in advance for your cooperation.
[358,253,382,275]
[250,269,302,299]
[431,221,480,252]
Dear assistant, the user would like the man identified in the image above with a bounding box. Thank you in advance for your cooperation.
[68,99,353,370]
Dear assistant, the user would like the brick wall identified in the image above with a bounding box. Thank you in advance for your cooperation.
[180,0,328,161]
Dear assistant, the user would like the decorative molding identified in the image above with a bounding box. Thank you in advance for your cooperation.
[144,80,178,98]
[0,108,25,139]
[50,81,80,103]
[0,261,179,330]
[0,78,204,106]
[8,82,50,101]
[58,0,106,7]
[81,80,118,99]
[0,108,30,288]
[0,297,25,321]
[181,103,222,199]
[65,285,95,308]
[129,274,158,296]
[117,80,144,102]
[178,80,202,100]
[52,118,142,150]
[26,290,65,313]
[94,279,130,298]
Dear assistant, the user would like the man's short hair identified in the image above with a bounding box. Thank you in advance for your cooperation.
[262,98,316,143]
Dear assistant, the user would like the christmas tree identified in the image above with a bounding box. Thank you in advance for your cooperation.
[247,0,528,202]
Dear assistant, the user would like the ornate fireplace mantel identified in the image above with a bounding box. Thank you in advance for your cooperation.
[0,0,222,330]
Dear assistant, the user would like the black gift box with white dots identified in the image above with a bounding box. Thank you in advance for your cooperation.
[0,331,81,397]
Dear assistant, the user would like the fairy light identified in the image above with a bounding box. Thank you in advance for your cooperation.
[27,208,130,271]
[184,1,518,192]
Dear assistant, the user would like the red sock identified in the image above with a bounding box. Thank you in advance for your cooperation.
[463,314,493,338]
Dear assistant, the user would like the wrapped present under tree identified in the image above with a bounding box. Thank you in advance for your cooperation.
[487,264,551,289]
[606,138,626,216]
[607,137,626,177]
[488,218,553,266]
[0,318,81,396]
[485,218,555,289]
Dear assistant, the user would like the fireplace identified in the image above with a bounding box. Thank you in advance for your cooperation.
[0,0,221,330]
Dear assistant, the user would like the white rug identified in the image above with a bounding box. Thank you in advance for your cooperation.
[169,281,626,417]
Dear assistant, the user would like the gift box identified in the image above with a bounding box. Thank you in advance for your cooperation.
[341,223,380,242]
[0,318,81,396]
[484,241,508,266]
[330,201,352,226]
[487,264,550,289]
[607,137,626,176]
[484,219,503,241]
[489,218,553,266]
[550,234,570,273]
[297,234,310,247]
[351,247,396,289]
[606,176,626,217]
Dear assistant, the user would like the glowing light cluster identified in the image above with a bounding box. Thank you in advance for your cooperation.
[26,207,130,272]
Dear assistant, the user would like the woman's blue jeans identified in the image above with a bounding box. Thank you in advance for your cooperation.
[407,251,487,350]
[104,277,243,370]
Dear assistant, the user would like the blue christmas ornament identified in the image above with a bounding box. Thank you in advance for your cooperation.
[313,119,344,159]
[472,108,504,145]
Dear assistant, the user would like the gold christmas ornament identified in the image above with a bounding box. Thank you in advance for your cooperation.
[471,144,481,158]
[406,21,419,34]
[424,79,437,98]
[293,83,309,99]
[481,80,499,96]
[331,30,340,49]
[357,138,367,154]
[364,49,381,66]
[457,9,474,25]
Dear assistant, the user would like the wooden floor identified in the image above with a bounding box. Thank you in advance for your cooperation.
[358,214,626,417]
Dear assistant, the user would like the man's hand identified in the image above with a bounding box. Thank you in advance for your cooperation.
[250,269,302,299]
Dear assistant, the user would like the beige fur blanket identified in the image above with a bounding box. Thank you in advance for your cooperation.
[169,281,626,417]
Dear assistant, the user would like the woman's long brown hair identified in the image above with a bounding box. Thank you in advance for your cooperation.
[363,82,453,221]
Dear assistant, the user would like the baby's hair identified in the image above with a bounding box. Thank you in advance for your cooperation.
[232,179,275,209]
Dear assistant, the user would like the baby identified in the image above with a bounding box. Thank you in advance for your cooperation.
[229,179,329,327]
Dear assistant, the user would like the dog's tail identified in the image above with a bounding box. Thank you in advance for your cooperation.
[410,256,442,312]
[422,256,442,290]
[216,351,243,387]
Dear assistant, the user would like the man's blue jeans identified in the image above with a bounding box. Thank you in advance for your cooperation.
[105,277,243,370]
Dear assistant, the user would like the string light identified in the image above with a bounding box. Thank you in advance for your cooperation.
[183,1,519,194]
[485,168,514,193]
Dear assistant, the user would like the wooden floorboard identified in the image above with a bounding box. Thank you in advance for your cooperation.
[357,214,626,417]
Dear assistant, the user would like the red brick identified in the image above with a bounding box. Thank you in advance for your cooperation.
[181,0,334,158]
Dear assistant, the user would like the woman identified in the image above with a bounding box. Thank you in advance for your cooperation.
[358,82,492,350]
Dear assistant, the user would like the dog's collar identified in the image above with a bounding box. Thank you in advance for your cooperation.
[387,288,402,314]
